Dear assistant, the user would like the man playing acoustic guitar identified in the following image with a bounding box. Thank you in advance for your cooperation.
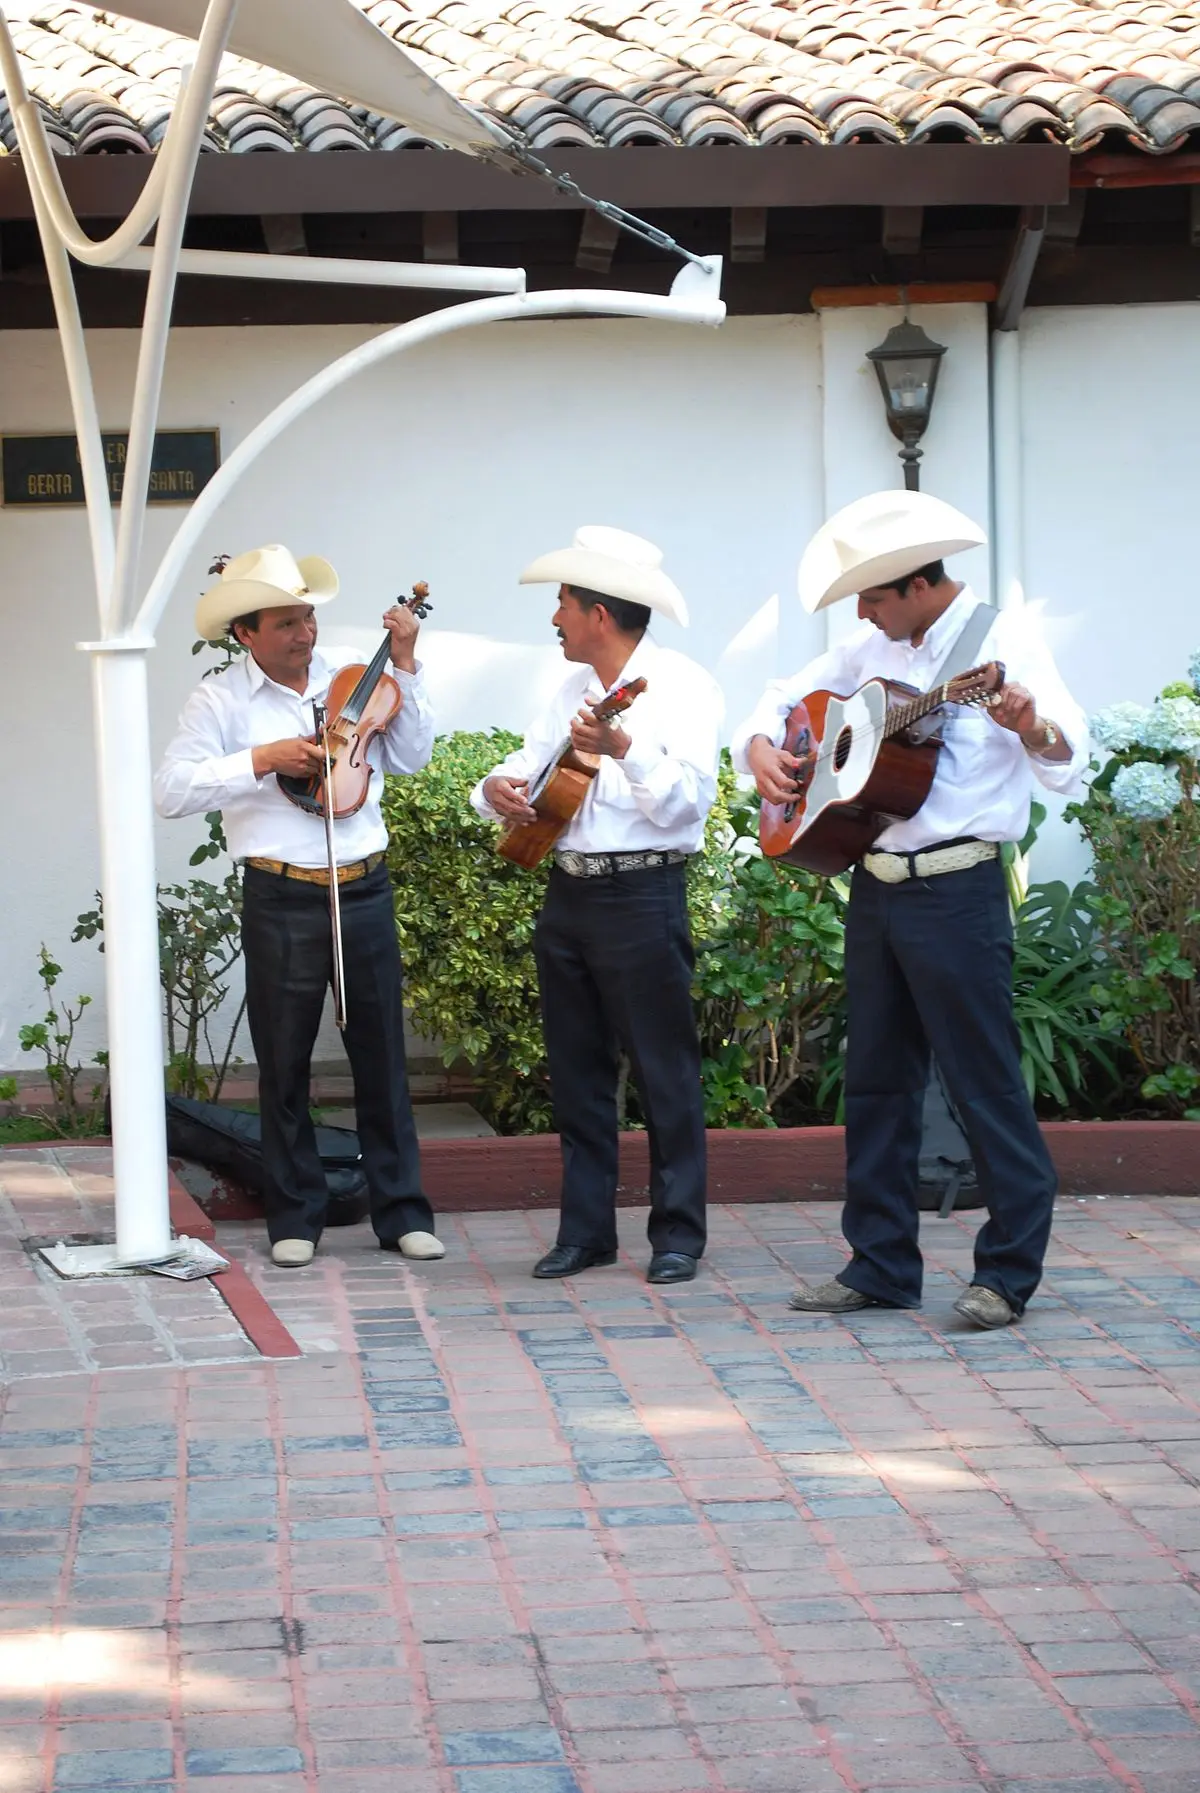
[733,492,1088,1329]
[472,527,722,1284]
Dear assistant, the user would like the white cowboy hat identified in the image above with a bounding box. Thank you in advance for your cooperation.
[798,491,987,614]
[194,543,339,640]
[519,525,689,627]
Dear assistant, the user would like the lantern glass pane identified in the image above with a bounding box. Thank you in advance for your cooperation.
[884,354,934,418]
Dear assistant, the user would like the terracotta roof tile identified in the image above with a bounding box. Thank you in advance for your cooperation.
[0,0,1196,156]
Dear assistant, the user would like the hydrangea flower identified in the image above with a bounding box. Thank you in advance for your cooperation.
[1110,760,1181,821]
[1090,701,1149,753]
[1139,696,1200,756]
[1190,647,1200,694]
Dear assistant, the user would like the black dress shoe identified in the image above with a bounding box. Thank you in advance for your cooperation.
[532,1244,618,1280]
[647,1252,698,1285]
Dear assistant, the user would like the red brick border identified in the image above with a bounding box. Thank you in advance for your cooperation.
[209,1255,303,1358]
[164,1121,1200,1220]
[168,1167,303,1356]
[416,1121,1200,1209]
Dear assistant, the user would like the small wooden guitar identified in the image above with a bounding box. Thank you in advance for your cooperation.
[759,662,1005,875]
[497,677,648,870]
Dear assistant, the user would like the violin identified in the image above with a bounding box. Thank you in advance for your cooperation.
[277,581,432,820]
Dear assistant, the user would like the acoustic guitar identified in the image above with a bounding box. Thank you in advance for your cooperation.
[759,662,1005,875]
[497,677,648,870]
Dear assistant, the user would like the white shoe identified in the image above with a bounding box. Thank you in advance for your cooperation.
[398,1231,445,1261]
[271,1239,315,1268]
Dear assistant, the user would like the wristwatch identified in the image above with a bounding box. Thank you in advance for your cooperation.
[1024,719,1058,754]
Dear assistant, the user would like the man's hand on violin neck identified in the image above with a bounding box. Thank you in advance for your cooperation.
[747,736,805,805]
[252,737,327,779]
[484,776,537,824]
[383,602,420,674]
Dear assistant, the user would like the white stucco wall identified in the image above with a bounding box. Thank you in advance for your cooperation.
[1016,300,1200,886]
[3,299,1192,1071]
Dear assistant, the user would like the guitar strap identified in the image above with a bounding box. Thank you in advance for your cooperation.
[909,600,999,743]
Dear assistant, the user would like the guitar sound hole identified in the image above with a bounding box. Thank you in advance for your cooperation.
[833,727,853,772]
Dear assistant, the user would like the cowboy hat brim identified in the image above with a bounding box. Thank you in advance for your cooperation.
[797,493,987,614]
[194,555,338,640]
[520,547,689,628]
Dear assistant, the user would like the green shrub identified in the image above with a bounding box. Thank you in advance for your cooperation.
[1011,881,1125,1111]
[1072,659,1200,1117]
[690,771,848,1126]
[382,731,553,1134]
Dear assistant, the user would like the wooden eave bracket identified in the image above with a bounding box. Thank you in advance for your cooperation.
[574,210,619,273]
[421,211,459,263]
[261,212,306,255]
[730,206,767,264]
[1044,192,1087,247]
[882,205,923,256]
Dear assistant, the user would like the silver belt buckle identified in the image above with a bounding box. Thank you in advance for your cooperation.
[556,850,588,878]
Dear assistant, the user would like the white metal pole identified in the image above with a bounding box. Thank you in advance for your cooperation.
[81,641,173,1264]
[115,245,526,294]
[991,327,1025,613]
[110,0,241,634]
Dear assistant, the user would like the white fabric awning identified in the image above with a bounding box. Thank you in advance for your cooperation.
[107,0,513,159]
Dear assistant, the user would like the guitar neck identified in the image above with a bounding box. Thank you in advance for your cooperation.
[884,680,957,741]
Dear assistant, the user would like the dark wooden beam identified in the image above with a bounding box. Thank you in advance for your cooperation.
[882,205,923,255]
[574,211,619,273]
[0,145,1072,221]
[1073,149,1200,190]
[260,213,306,255]
[421,211,459,263]
[730,206,767,264]
[1191,187,1200,250]
[994,205,1047,332]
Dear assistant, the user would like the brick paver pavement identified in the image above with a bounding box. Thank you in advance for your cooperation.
[2,1185,1200,1791]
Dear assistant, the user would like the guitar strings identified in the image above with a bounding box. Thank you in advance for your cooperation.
[780,689,992,781]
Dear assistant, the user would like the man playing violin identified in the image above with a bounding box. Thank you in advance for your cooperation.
[733,492,1088,1330]
[155,544,442,1269]
[472,527,722,1285]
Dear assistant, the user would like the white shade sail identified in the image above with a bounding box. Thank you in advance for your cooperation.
[107,0,514,158]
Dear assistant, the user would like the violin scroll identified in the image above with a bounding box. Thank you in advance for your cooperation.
[405,580,433,621]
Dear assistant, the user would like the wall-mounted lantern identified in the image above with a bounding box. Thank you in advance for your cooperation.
[865,318,947,491]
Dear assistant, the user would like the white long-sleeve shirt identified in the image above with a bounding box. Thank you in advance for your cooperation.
[470,634,722,854]
[154,644,434,867]
[730,588,1089,852]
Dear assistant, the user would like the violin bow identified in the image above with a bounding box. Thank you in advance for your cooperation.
[313,702,348,1030]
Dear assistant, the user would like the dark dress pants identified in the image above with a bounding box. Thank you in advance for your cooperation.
[534,864,707,1259]
[242,862,433,1246]
[838,857,1055,1316]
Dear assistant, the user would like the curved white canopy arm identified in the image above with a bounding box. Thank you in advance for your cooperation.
[136,271,726,640]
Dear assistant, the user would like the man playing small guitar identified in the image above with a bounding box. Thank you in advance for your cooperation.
[733,492,1089,1330]
[472,527,722,1285]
